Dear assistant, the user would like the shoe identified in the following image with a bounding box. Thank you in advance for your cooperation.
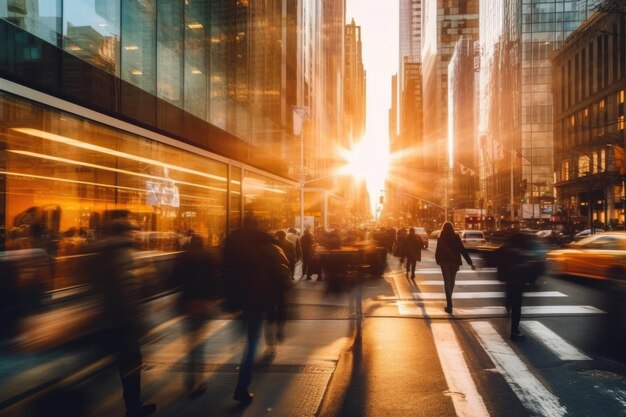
[410,274,415,279]
[444,306,452,314]
[233,389,254,404]
[510,329,523,339]
[126,404,156,417]
[305,276,311,280]
[189,385,207,398]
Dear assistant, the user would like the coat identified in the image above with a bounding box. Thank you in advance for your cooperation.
[435,232,473,266]
[404,234,422,261]
[222,228,291,313]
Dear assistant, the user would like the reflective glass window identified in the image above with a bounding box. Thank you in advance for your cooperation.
[184,0,208,119]
[121,0,156,94]
[157,0,183,107]
[0,0,62,46]
[0,93,228,254]
[63,0,120,76]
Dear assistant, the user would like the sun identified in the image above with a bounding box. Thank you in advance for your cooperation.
[340,135,389,215]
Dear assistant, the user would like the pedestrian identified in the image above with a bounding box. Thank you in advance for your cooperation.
[405,227,423,279]
[169,234,219,397]
[275,230,297,279]
[300,226,315,280]
[487,232,545,338]
[286,227,302,271]
[435,221,475,314]
[91,218,156,417]
[393,227,407,267]
[222,217,291,404]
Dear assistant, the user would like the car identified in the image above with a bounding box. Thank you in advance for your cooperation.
[429,229,441,239]
[459,230,487,251]
[574,228,604,241]
[546,232,626,280]
[411,227,429,249]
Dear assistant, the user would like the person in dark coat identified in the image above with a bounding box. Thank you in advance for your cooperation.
[435,222,475,314]
[405,227,423,279]
[487,232,545,338]
[275,230,297,279]
[170,234,218,396]
[91,219,156,417]
[393,227,407,267]
[222,219,290,404]
[300,227,316,280]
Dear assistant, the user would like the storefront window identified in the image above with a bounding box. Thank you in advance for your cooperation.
[242,171,298,233]
[0,93,228,253]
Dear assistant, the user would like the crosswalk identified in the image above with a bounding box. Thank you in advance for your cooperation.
[386,264,626,417]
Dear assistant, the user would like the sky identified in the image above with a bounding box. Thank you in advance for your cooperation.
[346,0,399,217]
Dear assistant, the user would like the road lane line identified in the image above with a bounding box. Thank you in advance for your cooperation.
[417,268,496,274]
[392,274,421,315]
[519,321,591,361]
[419,280,504,286]
[412,291,567,300]
[431,323,490,417]
[395,304,605,318]
[470,321,567,417]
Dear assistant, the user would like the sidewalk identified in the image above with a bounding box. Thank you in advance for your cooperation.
[1,278,357,417]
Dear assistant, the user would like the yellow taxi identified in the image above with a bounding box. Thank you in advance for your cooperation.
[546,232,626,280]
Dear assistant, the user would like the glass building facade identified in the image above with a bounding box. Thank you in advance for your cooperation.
[479,0,591,225]
[0,1,309,255]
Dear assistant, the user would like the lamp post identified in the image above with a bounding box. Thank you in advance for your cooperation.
[293,106,310,233]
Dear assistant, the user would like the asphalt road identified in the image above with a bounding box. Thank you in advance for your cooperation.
[320,239,626,417]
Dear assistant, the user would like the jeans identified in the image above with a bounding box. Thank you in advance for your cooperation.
[235,312,263,392]
[440,263,459,309]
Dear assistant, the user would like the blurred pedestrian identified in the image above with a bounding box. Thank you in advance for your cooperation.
[300,227,315,280]
[405,227,423,279]
[169,234,219,397]
[393,227,407,267]
[488,232,545,338]
[435,221,475,314]
[222,218,291,404]
[286,227,302,270]
[275,230,297,279]
[91,219,156,417]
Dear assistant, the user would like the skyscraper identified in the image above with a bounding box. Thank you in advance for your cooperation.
[479,0,594,226]
[345,18,366,144]
[422,0,479,207]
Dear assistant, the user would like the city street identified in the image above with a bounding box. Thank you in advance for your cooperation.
[2,238,625,417]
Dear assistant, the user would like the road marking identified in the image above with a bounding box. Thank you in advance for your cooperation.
[519,321,591,361]
[419,280,504,286]
[470,321,567,417]
[417,268,496,274]
[412,291,567,300]
[431,323,490,417]
[395,305,605,318]
[392,275,422,315]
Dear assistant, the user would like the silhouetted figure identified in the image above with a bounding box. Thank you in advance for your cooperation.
[91,219,156,417]
[286,227,302,268]
[405,227,423,279]
[170,234,218,396]
[393,227,407,266]
[488,232,545,338]
[435,222,475,314]
[300,227,316,280]
[275,230,297,280]
[222,220,290,404]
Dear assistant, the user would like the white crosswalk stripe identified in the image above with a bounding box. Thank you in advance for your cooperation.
[519,321,591,361]
[470,321,568,417]
[412,291,568,300]
[431,323,490,417]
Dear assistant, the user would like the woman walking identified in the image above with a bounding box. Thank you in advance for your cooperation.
[435,222,475,314]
